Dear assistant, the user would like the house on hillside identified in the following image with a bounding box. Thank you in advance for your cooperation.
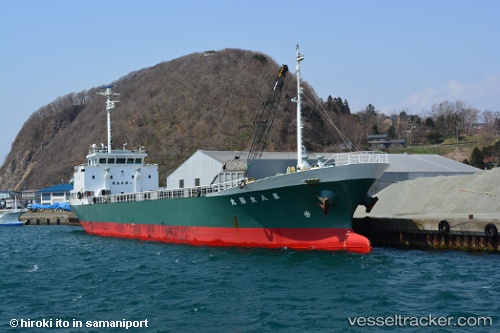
[367,134,406,149]
[38,184,73,205]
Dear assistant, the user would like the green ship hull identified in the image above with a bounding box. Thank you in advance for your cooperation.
[73,162,389,253]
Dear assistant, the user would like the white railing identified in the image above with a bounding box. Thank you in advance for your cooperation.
[324,151,388,166]
[93,178,245,204]
[90,152,388,205]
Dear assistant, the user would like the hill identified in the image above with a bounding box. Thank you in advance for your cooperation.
[0,49,326,190]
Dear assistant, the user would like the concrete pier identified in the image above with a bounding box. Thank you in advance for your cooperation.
[354,217,499,252]
[20,211,80,226]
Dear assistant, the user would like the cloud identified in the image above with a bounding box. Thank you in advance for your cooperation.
[404,74,500,112]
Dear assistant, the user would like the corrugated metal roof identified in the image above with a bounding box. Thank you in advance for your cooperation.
[38,184,73,193]
[201,150,478,174]
[385,154,478,173]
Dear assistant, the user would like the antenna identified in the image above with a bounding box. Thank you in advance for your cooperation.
[98,85,120,153]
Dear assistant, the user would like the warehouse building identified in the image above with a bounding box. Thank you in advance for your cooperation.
[166,150,479,194]
[369,153,479,194]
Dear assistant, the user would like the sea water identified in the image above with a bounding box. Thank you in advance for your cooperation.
[1,226,498,333]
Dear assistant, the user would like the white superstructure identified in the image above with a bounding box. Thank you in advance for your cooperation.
[70,86,159,205]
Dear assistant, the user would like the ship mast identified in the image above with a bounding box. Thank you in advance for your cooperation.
[98,85,120,153]
[294,45,305,169]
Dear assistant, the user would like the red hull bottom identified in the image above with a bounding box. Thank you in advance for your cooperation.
[80,221,372,254]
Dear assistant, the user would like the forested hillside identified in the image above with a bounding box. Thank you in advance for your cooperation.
[0,49,326,190]
[1,48,499,191]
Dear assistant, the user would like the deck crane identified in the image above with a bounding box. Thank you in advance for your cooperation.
[219,64,289,180]
[246,64,289,163]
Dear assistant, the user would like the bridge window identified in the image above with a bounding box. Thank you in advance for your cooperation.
[116,158,126,164]
[108,158,115,164]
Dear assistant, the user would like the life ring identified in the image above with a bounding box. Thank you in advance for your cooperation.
[485,223,498,238]
[438,220,450,234]
[77,192,82,199]
[238,179,246,189]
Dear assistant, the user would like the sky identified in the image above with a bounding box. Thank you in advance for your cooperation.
[1,0,499,164]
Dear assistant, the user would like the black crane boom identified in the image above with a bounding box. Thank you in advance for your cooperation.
[247,64,289,162]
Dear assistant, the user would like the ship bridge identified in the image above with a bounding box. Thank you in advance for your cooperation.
[85,145,148,167]
[71,145,158,203]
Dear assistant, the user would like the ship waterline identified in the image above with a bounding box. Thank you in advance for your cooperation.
[79,222,372,253]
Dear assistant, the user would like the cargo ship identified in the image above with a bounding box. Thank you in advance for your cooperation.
[69,46,389,253]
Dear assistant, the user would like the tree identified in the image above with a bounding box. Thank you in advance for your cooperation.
[470,147,484,168]
[326,95,334,113]
[431,100,478,136]
[398,111,408,124]
[493,140,500,167]
[341,99,351,114]
[477,139,500,168]
[324,96,350,115]
[480,110,500,138]
[364,104,378,115]
[387,125,397,139]
[427,132,442,144]
[424,117,435,128]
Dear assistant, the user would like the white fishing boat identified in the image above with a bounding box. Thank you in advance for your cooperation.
[0,198,26,226]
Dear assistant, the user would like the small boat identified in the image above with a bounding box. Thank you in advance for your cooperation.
[0,220,24,226]
[0,199,26,226]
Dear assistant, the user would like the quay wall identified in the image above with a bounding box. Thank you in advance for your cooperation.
[354,217,499,252]
[20,211,80,226]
